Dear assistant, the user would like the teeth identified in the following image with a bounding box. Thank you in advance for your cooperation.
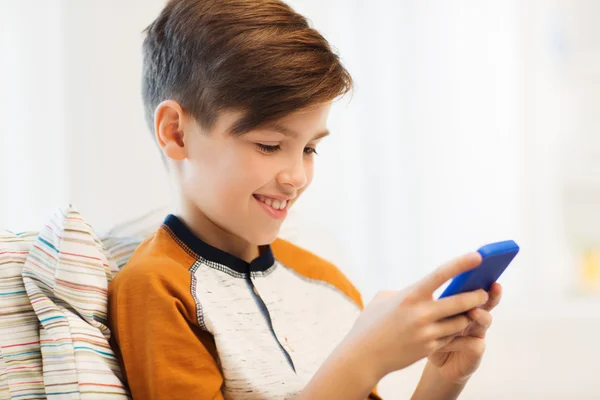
[256,195,288,210]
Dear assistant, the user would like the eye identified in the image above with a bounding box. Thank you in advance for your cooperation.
[304,147,318,156]
[256,143,281,154]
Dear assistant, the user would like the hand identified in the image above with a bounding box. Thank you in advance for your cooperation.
[427,282,503,384]
[342,252,489,381]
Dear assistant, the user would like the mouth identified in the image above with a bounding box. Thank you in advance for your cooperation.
[253,194,289,210]
[253,194,291,219]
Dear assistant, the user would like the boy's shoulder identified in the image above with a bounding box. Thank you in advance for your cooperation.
[109,227,195,295]
[272,238,364,309]
[109,228,364,310]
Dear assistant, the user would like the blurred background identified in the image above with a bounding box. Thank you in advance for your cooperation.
[1,0,599,398]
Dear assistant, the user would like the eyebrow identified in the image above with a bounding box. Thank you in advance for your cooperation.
[266,123,330,141]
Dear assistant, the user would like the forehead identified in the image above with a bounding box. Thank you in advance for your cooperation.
[269,103,332,133]
[204,102,332,138]
[223,103,331,138]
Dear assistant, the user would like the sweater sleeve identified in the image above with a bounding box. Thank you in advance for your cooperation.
[108,258,224,400]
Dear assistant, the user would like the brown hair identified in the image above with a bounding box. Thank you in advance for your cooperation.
[142,0,353,136]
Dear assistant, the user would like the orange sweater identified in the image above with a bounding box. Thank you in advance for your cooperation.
[108,214,380,399]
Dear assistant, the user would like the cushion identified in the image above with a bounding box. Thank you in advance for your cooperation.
[0,231,44,400]
[21,206,130,399]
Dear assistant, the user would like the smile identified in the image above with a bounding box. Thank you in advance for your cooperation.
[253,194,288,210]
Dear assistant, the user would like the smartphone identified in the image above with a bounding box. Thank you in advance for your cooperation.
[438,240,519,299]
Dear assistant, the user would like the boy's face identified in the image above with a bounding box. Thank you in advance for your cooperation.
[172,103,331,246]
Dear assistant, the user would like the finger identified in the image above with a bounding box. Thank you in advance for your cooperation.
[466,308,493,338]
[429,334,457,354]
[430,289,489,320]
[432,314,471,338]
[433,336,486,357]
[416,252,482,296]
[482,282,503,311]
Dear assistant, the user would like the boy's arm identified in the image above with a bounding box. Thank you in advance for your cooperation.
[296,339,382,400]
[108,267,224,400]
[411,361,466,400]
[299,346,468,400]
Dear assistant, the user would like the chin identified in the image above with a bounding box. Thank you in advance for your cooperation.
[249,229,281,246]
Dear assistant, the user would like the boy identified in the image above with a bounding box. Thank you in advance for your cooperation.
[108,1,502,399]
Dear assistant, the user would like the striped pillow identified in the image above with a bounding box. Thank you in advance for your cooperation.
[0,231,44,400]
[21,206,130,399]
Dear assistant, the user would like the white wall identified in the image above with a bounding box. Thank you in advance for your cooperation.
[0,0,171,232]
[0,0,69,229]
[287,0,530,303]
[62,0,171,231]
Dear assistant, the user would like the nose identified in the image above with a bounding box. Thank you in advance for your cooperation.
[277,155,308,190]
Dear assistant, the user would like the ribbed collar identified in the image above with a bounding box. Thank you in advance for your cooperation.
[163,214,275,274]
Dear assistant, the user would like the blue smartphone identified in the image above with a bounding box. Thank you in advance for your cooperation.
[438,240,519,299]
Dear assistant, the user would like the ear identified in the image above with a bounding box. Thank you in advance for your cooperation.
[154,100,187,161]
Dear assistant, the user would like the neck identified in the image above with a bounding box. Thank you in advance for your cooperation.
[175,199,259,264]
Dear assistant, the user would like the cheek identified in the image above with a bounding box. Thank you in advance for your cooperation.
[305,159,315,186]
[183,148,236,200]
[295,160,315,198]
[199,149,272,201]
[235,147,288,186]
